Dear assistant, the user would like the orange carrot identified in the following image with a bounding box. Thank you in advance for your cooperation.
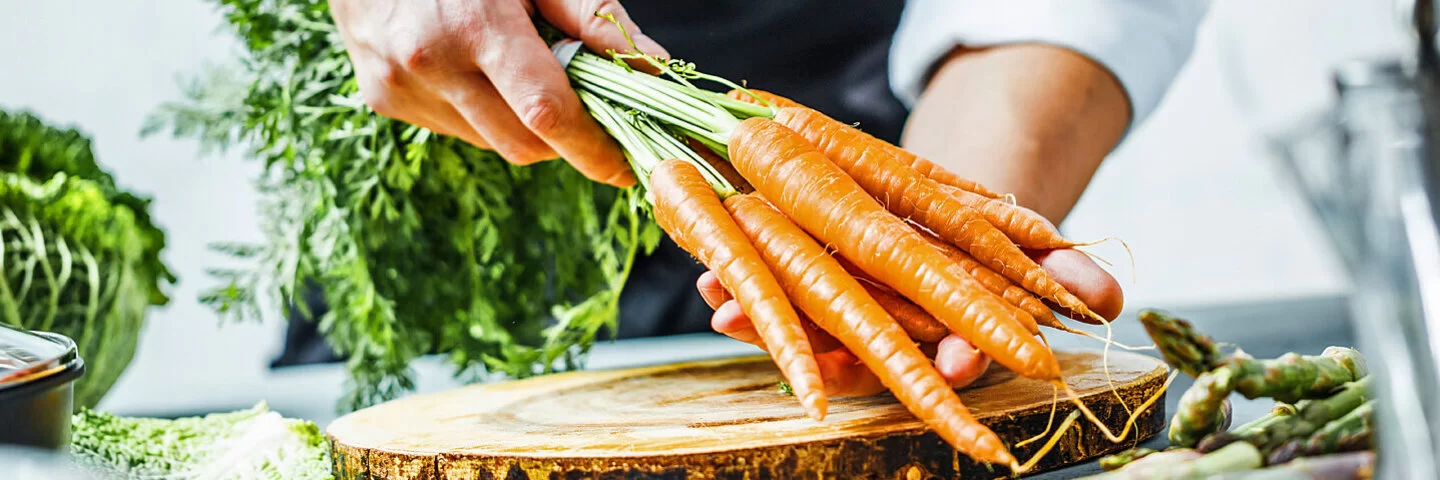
[731,89,1093,251]
[829,256,949,342]
[728,117,1058,381]
[858,280,950,343]
[723,193,1015,466]
[941,185,1079,251]
[729,89,1004,199]
[914,227,1064,331]
[649,160,826,420]
[772,106,1103,323]
[687,137,754,194]
[839,248,1040,336]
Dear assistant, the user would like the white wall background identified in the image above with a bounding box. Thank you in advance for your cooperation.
[0,0,1416,419]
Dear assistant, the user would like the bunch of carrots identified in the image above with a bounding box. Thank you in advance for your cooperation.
[551,16,1151,473]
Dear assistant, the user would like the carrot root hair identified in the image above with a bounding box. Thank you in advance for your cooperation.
[1014,386,1060,448]
[1051,370,1178,444]
[1010,410,1083,474]
[1069,236,1137,285]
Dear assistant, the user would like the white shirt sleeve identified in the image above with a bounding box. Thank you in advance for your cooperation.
[889,0,1212,131]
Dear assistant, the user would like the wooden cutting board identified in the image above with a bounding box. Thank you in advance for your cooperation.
[327,349,1168,480]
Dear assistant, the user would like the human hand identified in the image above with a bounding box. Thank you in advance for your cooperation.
[328,0,668,187]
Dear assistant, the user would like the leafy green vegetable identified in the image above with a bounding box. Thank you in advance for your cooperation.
[0,110,174,308]
[0,110,176,408]
[144,0,660,411]
[71,402,332,479]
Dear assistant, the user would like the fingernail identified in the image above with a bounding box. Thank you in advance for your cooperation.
[698,286,723,309]
[632,34,668,59]
[604,168,636,188]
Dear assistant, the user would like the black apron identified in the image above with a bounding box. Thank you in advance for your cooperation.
[611,1,910,339]
[271,1,911,367]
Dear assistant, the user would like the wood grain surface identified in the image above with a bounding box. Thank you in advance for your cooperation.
[328,349,1169,479]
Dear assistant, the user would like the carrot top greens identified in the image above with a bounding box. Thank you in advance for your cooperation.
[147,0,661,411]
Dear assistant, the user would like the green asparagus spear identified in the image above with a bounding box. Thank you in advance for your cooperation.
[1199,404,1299,453]
[1139,309,1225,377]
[1169,347,1368,447]
[1266,400,1374,465]
[1209,451,1375,480]
[1099,448,1159,471]
[1247,376,1371,457]
[1218,398,1235,432]
[1080,443,1263,479]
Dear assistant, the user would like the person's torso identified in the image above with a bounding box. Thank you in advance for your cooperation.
[614,1,911,339]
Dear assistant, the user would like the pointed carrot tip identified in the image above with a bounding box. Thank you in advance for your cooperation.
[994,452,1018,469]
[801,391,828,421]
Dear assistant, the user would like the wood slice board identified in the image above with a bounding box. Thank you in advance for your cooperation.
[328,349,1169,480]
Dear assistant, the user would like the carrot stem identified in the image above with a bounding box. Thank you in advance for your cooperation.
[575,90,736,198]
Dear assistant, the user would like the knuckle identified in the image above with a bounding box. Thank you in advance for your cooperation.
[399,44,435,72]
[516,94,566,134]
[474,47,507,73]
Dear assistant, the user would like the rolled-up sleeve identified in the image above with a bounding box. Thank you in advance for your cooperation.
[889,0,1211,130]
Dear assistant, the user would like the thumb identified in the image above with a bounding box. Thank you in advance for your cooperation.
[535,0,669,60]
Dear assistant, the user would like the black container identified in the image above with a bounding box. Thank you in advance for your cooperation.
[0,324,85,451]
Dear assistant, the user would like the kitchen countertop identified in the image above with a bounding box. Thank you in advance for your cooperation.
[118,294,1359,478]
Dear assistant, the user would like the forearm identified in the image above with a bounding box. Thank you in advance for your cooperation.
[901,44,1132,224]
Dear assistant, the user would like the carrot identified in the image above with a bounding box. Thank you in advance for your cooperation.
[941,185,1081,251]
[826,256,950,342]
[687,137,754,194]
[842,247,1041,336]
[723,193,1015,466]
[913,227,1063,331]
[857,280,950,343]
[772,106,1104,323]
[728,117,1059,381]
[649,160,826,420]
[729,89,1004,199]
[730,90,1103,252]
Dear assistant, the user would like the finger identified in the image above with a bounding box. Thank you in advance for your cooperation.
[441,75,558,165]
[1028,248,1125,323]
[696,271,730,309]
[536,0,669,59]
[934,334,992,388]
[708,293,843,355]
[417,102,495,150]
[711,300,764,347]
[473,3,635,186]
[815,348,887,397]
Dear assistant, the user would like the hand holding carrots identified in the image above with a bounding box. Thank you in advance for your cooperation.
[559,31,1143,470]
[329,0,663,186]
